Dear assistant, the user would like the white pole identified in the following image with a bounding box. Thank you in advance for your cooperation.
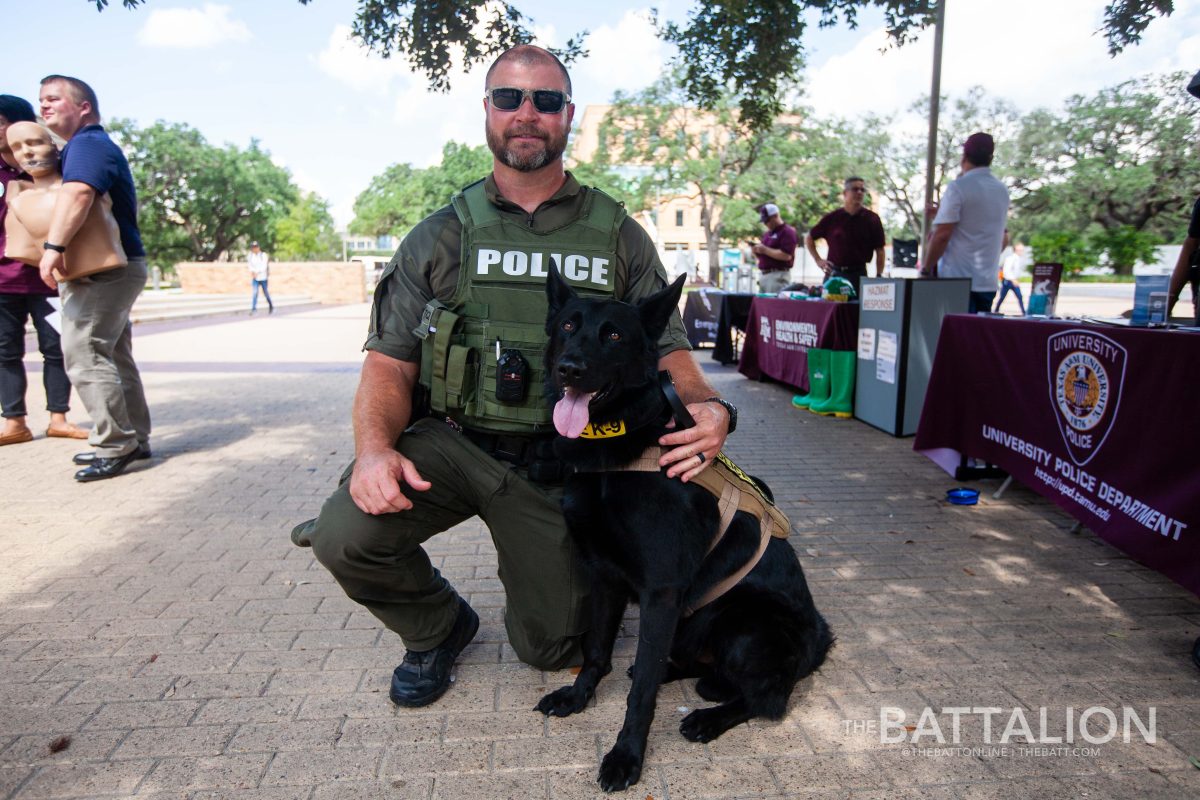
[922,0,947,261]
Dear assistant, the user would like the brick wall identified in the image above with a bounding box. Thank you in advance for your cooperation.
[176,262,368,305]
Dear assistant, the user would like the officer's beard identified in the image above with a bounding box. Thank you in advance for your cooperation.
[486,123,567,172]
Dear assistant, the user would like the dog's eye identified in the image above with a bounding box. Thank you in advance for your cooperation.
[607,331,621,342]
[561,320,575,333]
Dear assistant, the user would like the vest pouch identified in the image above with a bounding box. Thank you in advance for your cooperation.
[444,344,475,410]
[417,304,462,414]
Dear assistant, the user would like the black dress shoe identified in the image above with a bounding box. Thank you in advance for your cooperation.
[73,445,151,466]
[390,598,479,708]
[74,449,144,482]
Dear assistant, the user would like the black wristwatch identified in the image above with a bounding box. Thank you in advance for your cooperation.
[703,397,738,434]
[43,242,67,253]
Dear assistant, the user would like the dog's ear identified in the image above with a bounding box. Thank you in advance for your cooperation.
[637,273,687,343]
[546,261,577,333]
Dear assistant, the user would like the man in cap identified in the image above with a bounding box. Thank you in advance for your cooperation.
[806,176,886,296]
[752,202,798,293]
[920,132,1010,313]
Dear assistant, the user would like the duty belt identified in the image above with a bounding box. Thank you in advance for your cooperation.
[456,424,565,484]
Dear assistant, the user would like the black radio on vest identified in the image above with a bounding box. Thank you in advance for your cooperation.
[496,349,529,402]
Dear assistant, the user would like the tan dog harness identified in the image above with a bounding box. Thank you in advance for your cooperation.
[584,448,791,615]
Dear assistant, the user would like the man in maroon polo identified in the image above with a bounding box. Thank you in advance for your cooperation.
[752,202,798,294]
[806,176,886,295]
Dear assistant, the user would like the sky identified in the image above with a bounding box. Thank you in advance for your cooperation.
[5,0,1198,228]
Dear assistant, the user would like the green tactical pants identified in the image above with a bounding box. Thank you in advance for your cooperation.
[291,417,584,670]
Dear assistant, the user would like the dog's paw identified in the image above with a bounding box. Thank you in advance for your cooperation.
[680,707,730,743]
[598,744,643,792]
[535,686,590,717]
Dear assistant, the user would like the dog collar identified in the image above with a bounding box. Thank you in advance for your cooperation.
[572,371,690,441]
[577,420,627,438]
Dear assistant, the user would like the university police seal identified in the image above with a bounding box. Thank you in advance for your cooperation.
[1046,330,1126,466]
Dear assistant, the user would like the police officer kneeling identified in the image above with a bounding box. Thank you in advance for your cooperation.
[291,45,734,707]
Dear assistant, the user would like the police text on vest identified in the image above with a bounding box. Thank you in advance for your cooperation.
[476,249,610,287]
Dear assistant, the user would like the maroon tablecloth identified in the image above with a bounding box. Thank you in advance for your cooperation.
[914,315,1200,595]
[738,298,859,390]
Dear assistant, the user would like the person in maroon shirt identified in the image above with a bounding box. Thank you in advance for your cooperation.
[805,176,886,295]
[0,94,87,446]
[752,202,798,294]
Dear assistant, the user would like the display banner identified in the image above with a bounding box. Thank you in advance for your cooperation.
[738,297,858,389]
[1028,263,1063,316]
[915,315,1200,595]
[682,289,722,347]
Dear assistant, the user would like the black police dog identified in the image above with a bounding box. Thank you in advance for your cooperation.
[537,267,834,792]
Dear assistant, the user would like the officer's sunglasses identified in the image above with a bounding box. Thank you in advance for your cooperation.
[485,87,571,114]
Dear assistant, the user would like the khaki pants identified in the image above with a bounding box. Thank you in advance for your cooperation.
[758,269,791,294]
[59,259,151,457]
[293,417,585,669]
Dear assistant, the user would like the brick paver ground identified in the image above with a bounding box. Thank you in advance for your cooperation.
[2,303,1198,799]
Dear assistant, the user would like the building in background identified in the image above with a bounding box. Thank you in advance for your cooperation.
[570,104,718,282]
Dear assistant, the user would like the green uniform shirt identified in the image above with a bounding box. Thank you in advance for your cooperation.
[365,172,691,361]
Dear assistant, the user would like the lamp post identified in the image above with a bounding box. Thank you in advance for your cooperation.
[921,0,947,261]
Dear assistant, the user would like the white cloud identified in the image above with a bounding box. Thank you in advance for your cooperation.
[314,25,414,95]
[805,0,1200,119]
[137,4,250,49]
[389,64,489,169]
[576,9,666,101]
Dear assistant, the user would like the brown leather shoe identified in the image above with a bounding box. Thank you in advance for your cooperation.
[0,428,34,446]
[47,423,90,440]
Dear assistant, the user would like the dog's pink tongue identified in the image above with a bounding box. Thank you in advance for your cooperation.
[554,388,595,438]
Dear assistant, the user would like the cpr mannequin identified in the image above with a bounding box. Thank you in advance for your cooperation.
[3,121,125,279]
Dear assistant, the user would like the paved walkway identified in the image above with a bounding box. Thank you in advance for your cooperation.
[1,304,1198,800]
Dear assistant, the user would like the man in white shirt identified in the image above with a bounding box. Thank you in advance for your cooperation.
[994,239,1027,314]
[920,132,1010,313]
[247,240,273,314]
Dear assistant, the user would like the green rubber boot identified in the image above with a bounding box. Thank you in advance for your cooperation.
[791,348,831,409]
[809,350,856,419]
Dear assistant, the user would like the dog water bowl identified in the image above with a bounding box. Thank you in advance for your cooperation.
[946,487,980,505]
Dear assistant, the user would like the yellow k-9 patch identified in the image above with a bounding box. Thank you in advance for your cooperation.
[578,420,627,439]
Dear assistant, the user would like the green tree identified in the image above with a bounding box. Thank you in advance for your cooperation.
[1089,226,1161,273]
[1028,231,1099,277]
[1010,71,1199,273]
[597,72,774,281]
[109,120,298,264]
[842,87,1022,241]
[419,141,495,209]
[595,71,850,281]
[275,192,342,260]
[564,158,649,210]
[97,1,1173,133]
[349,162,428,237]
[350,142,493,238]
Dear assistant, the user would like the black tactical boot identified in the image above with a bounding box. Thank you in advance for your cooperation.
[389,598,480,707]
